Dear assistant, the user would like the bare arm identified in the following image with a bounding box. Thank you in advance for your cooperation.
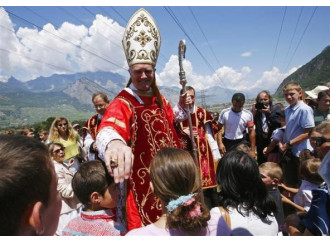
[216,125,226,155]
[278,183,299,193]
[263,139,278,155]
[281,128,313,152]
[281,194,305,212]
[248,126,256,158]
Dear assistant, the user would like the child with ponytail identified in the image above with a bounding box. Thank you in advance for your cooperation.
[126,147,231,236]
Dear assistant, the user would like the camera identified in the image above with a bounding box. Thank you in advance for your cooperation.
[255,102,266,110]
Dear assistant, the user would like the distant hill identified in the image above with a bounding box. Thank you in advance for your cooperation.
[275,45,330,96]
[1,46,329,129]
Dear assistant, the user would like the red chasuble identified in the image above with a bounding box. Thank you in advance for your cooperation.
[98,89,188,229]
[181,107,219,189]
[82,114,100,159]
[83,114,99,141]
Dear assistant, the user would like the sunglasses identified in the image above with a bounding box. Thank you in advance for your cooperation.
[57,123,67,127]
[311,137,330,147]
[53,147,65,154]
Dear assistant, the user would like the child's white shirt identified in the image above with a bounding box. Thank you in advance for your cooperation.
[293,180,322,211]
[271,126,286,142]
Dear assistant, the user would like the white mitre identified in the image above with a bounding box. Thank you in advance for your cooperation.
[122,8,161,67]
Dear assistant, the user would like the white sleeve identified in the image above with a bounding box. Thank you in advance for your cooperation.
[272,128,284,142]
[205,123,221,161]
[83,131,94,152]
[96,128,126,161]
[173,104,188,122]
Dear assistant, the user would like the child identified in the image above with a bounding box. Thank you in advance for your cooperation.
[259,162,286,233]
[281,81,315,188]
[280,158,324,212]
[38,128,49,144]
[0,135,61,236]
[263,105,286,163]
[62,161,125,236]
[126,147,231,236]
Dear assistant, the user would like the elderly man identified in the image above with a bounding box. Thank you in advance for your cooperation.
[82,92,110,161]
[96,8,191,230]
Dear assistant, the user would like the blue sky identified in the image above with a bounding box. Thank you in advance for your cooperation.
[0,1,329,96]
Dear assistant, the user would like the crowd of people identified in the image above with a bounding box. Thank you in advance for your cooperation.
[0,8,329,236]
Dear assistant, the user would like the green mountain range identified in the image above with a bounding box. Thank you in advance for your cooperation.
[275,45,330,96]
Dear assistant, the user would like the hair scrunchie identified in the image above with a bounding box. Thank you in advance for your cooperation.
[166,193,196,213]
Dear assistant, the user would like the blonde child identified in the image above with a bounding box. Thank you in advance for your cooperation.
[280,81,315,188]
[280,158,324,212]
[259,162,285,233]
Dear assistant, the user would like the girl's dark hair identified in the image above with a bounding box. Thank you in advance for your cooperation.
[72,160,114,205]
[216,150,277,219]
[0,135,53,235]
[150,148,210,233]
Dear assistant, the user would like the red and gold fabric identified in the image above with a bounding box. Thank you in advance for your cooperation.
[98,89,188,230]
[83,114,99,141]
[181,107,219,189]
[82,114,100,159]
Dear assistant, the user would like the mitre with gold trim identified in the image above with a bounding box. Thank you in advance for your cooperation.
[122,8,161,67]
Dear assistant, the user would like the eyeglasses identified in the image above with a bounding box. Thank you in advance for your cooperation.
[310,137,330,147]
[53,147,65,154]
[57,123,67,127]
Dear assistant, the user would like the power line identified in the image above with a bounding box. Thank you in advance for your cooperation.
[110,6,128,24]
[81,6,122,37]
[24,6,120,67]
[2,8,127,72]
[164,6,227,89]
[270,6,287,69]
[0,48,75,73]
[0,23,107,73]
[188,7,221,68]
[59,6,122,50]
[281,7,304,72]
[284,6,318,73]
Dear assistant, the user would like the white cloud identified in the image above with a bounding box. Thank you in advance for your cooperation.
[241,51,252,57]
[246,66,297,93]
[157,54,298,98]
[157,55,215,90]
[0,6,300,98]
[0,8,126,82]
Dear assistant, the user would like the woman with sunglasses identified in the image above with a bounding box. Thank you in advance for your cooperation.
[49,117,82,173]
[48,142,82,235]
[309,120,330,160]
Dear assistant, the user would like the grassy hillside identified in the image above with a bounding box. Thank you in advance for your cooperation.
[274,45,330,97]
[0,90,93,128]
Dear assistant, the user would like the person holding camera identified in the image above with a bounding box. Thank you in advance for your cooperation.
[252,90,274,165]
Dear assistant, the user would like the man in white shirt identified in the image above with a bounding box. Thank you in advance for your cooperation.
[217,92,256,158]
